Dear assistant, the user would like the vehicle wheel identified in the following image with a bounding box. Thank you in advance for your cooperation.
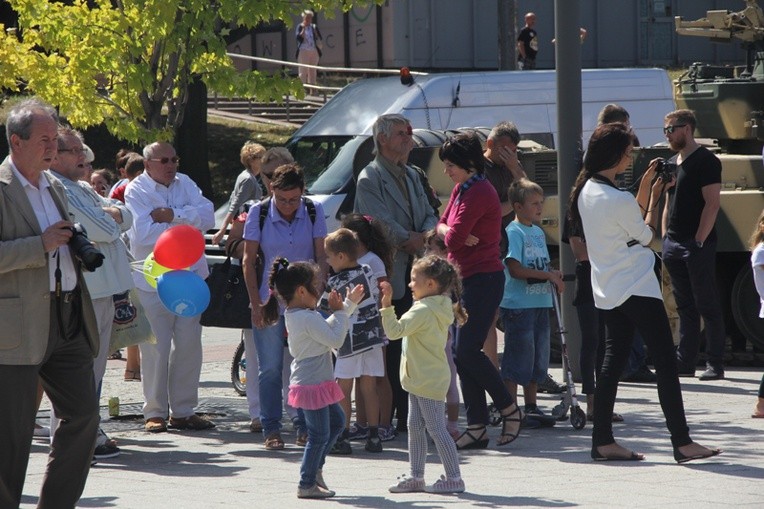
[570,406,587,430]
[231,340,247,396]
[731,264,764,351]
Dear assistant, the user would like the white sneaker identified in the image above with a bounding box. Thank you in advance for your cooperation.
[388,474,425,493]
[425,475,465,494]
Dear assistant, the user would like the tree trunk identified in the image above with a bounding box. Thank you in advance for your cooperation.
[175,77,213,201]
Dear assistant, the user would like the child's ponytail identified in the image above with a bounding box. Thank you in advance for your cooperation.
[261,257,291,326]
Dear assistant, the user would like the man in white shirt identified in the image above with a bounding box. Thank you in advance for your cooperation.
[49,126,134,459]
[125,142,215,432]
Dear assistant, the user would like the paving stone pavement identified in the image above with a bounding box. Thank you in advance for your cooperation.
[22,327,764,508]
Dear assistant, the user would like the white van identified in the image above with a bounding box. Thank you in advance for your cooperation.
[291,68,675,231]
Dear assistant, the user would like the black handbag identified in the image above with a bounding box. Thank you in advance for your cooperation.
[201,240,252,329]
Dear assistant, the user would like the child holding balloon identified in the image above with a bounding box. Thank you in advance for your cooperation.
[261,257,364,499]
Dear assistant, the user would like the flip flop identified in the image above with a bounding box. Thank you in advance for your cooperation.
[752,413,764,419]
[674,447,722,464]
[591,446,644,461]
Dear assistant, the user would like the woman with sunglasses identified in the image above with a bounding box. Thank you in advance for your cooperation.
[570,122,721,463]
[242,163,328,450]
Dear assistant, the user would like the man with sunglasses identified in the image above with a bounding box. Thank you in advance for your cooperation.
[125,142,216,432]
[660,109,725,381]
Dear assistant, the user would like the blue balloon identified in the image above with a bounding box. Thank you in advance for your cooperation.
[156,270,210,317]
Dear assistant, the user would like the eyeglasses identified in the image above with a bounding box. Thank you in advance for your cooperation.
[148,156,180,164]
[663,124,687,135]
[58,148,87,154]
[273,195,302,206]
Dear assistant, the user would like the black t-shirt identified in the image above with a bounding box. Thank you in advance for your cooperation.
[666,146,722,241]
[517,27,538,60]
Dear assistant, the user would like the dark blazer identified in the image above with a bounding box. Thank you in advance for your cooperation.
[0,157,99,364]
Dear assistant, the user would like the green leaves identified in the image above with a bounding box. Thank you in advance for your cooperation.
[2,0,378,144]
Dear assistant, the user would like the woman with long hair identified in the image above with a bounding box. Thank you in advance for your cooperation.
[571,122,721,462]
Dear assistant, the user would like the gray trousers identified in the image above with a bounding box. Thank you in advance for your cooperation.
[0,295,99,509]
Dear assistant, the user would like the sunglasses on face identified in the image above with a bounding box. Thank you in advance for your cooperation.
[663,124,686,135]
[148,156,180,164]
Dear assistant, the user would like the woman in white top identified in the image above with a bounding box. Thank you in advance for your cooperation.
[571,123,720,463]
[749,210,764,418]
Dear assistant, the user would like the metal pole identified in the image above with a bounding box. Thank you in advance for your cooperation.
[554,0,583,378]
[498,0,517,70]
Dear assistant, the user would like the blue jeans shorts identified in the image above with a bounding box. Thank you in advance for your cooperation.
[500,307,551,386]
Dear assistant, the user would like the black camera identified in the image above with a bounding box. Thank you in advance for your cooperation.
[656,158,677,181]
[68,223,104,271]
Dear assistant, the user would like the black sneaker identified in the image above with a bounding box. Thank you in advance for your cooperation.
[524,405,556,428]
[329,438,352,455]
[93,442,120,460]
[364,436,383,453]
[537,374,566,394]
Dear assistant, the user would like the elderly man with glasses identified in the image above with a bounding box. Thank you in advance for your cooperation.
[125,141,216,432]
[354,114,439,435]
[48,126,134,461]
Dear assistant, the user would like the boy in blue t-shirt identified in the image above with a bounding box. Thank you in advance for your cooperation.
[500,179,564,423]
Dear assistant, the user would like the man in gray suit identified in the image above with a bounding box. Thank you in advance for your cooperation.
[0,99,100,508]
[354,114,438,433]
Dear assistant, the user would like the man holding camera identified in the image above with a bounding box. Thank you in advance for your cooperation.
[0,99,100,508]
[49,126,134,459]
[661,109,725,381]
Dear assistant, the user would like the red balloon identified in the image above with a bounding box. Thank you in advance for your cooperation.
[154,225,205,269]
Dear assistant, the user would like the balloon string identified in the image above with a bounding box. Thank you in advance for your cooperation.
[130,259,157,280]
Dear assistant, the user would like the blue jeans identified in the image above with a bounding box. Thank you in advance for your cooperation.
[300,403,345,489]
[500,307,551,386]
[253,316,305,435]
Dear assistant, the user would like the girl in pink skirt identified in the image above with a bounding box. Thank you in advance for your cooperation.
[261,258,363,499]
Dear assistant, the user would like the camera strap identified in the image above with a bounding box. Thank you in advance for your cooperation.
[53,249,68,340]
[53,249,78,341]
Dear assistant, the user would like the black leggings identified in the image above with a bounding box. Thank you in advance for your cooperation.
[594,295,692,449]
[454,270,514,425]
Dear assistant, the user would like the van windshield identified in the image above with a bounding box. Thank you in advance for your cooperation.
[288,136,366,195]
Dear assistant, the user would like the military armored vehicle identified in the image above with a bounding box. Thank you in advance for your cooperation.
[671,0,764,353]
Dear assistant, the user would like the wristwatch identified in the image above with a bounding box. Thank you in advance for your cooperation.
[695,240,704,249]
